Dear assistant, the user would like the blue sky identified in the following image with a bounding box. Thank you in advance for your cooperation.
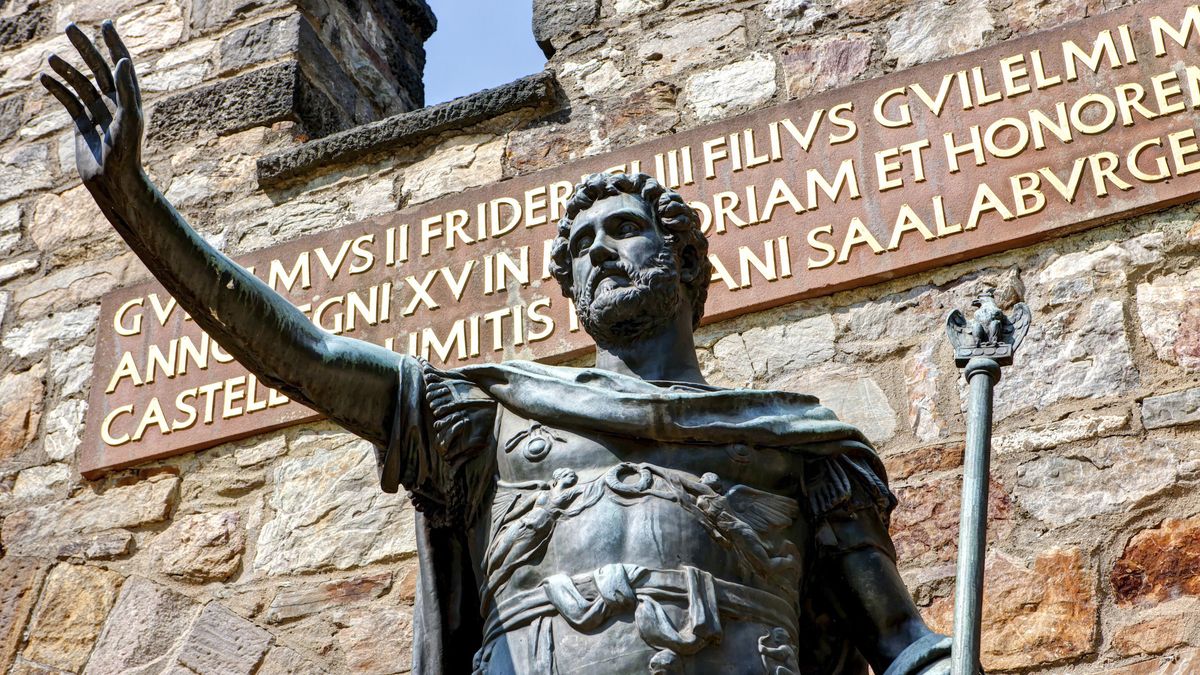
[423,1,549,105]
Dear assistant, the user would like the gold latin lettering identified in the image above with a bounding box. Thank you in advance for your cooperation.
[1000,54,1031,97]
[1151,6,1200,56]
[1128,138,1170,182]
[101,405,135,446]
[703,137,728,179]
[874,87,911,128]
[837,218,885,263]
[223,375,247,418]
[1009,172,1047,217]
[806,225,836,269]
[106,351,143,393]
[888,204,936,251]
[525,187,548,228]
[965,183,1016,230]
[1168,128,1200,175]
[113,297,143,336]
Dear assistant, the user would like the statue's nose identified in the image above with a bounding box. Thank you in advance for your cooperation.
[588,234,618,266]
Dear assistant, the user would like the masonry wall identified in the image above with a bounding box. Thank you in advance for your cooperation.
[0,0,1197,673]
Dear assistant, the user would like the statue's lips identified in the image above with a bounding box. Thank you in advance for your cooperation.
[589,268,629,296]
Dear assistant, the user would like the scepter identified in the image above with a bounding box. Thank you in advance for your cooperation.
[945,289,1031,675]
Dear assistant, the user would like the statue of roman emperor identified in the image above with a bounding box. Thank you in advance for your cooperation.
[43,22,958,675]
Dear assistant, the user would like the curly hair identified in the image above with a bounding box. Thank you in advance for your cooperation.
[548,173,711,328]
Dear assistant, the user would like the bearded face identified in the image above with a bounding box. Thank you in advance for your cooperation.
[565,193,685,349]
[574,245,682,348]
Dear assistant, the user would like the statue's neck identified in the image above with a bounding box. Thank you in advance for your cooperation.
[593,309,707,385]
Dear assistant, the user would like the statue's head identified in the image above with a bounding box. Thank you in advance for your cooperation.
[549,173,711,347]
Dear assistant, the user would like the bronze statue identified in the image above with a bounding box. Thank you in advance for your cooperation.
[43,22,959,675]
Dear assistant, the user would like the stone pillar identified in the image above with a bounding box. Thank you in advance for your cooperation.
[150,0,435,143]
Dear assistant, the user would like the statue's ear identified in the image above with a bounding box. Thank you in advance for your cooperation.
[678,244,701,283]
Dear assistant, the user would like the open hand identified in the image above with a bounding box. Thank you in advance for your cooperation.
[39,21,143,192]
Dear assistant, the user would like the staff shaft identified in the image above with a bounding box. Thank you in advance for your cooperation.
[951,358,999,675]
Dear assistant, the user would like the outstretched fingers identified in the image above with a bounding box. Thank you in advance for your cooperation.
[101,21,139,106]
[65,23,115,96]
[38,74,86,124]
[47,53,112,127]
[39,74,100,143]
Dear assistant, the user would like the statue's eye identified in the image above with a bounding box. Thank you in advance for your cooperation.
[617,221,641,237]
[573,233,593,257]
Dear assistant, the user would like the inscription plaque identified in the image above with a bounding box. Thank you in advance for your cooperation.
[83,0,1200,476]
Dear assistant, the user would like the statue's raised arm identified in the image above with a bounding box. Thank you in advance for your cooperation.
[40,22,402,447]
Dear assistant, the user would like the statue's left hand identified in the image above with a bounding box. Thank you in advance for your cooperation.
[39,21,144,196]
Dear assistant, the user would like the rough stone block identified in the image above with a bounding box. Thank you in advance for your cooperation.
[532,0,600,57]
[334,605,413,674]
[0,258,37,284]
[601,81,679,147]
[113,1,185,56]
[29,183,111,254]
[22,564,124,671]
[14,253,140,323]
[257,70,560,186]
[0,144,55,203]
[217,12,365,127]
[0,6,48,51]
[1110,597,1200,656]
[1013,438,1190,528]
[219,14,312,74]
[190,0,279,34]
[148,61,343,144]
[1,475,180,557]
[356,0,436,108]
[400,134,505,205]
[993,412,1130,455]
[84,576,201,675]
[685,53,777,123]
[886,0,993,69]
[762,364,897,444]
[763,0,825,33]
[926,548,1096,670]
[636,12,746,80]
[49,343,94,398]
[155,512,245,583]
[883,443,964,483]
[55,531,134,561]
[0,94,24,141]
[0,462,70,510]
[904,342,947,443]
[233,435,287,467]
[257,646,327,675]
[1142,386,1200,429]
[995,298,1138,420]
[892,473,1012,568]
[1137,268,1200,372]
[1098,648,1200,674]
[0,558,46,674]
[253,434,416,575]
[265,571,391,623]
[1112,517,1200,605]
[175,603,272,675]
[782,34,873,99]
[7,657,62,675]
[0,365,44,462]
[0,201,19,256]
[1008,0,1095,36]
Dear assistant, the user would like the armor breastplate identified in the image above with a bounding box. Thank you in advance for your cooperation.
[477,408,808,673]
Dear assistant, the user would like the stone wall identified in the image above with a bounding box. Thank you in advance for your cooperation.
[0,0,1197,672]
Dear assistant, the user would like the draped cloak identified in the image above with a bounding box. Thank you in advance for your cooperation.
[374,360,944,675]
